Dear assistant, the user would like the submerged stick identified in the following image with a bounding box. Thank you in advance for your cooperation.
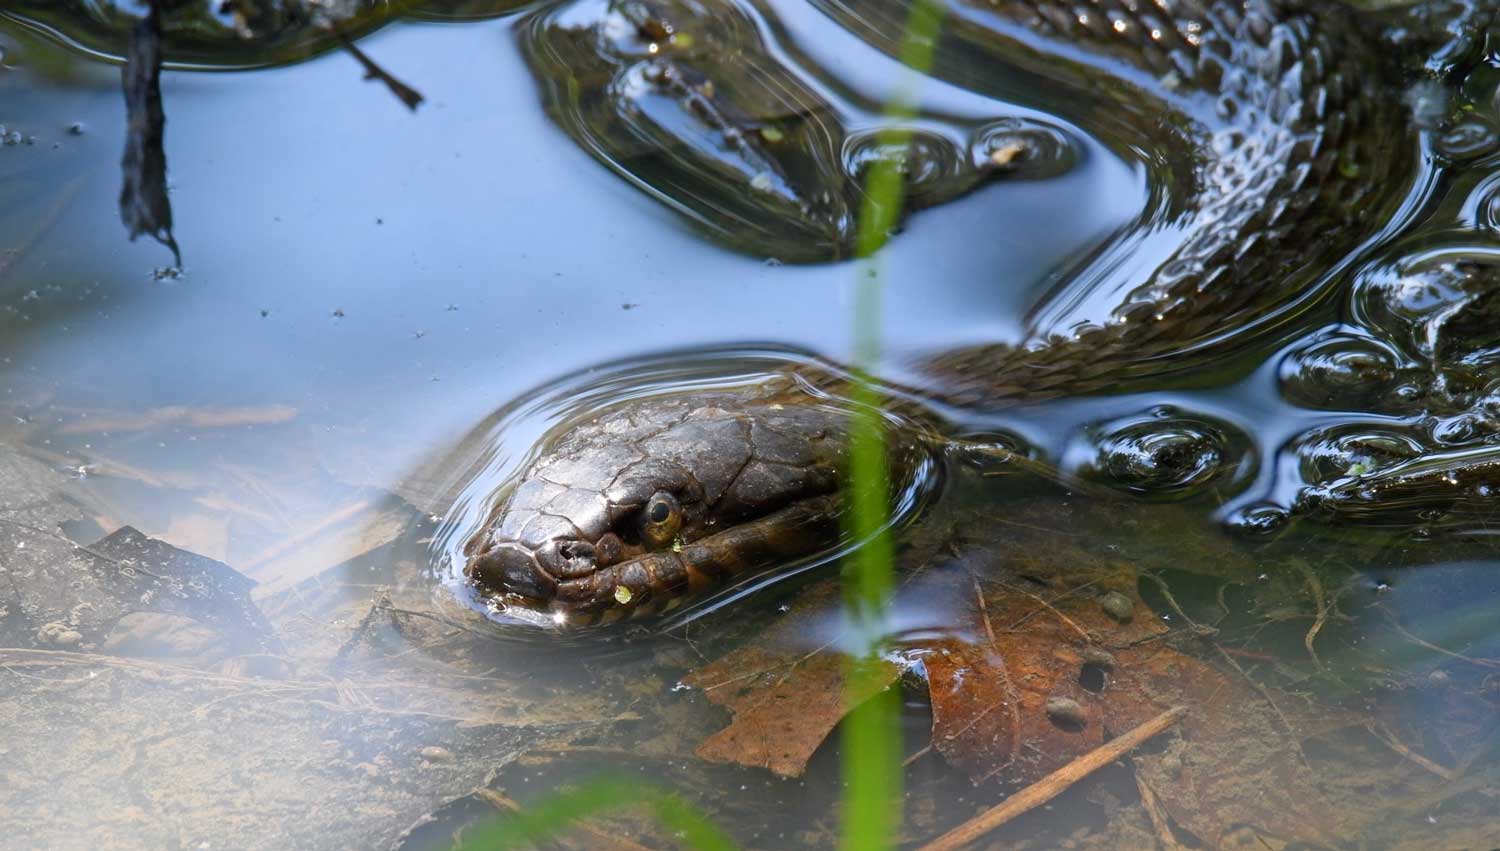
[471,788,656,851]
[119,0,180,264]
[1132,766,1188,851]
[1365,723,1457,781]
[335,30,424,111]
[915,705,1188,851]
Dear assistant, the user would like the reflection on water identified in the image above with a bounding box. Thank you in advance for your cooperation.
[2,0,1500,848]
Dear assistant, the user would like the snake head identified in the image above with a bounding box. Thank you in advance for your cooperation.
[463,383,880,626]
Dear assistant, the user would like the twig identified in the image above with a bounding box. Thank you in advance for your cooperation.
[901,744,933,768]
[241,498,374,570]
[998,578,1094,641]
[1140,572,1218,638]
[1212,643,1314,773]
[334,30,425,110]
[1453,720,1500,776]
[969,571,1020,782]
[971,573,999,650]
[1364,723,1457,781]
[1295,562,1328,670]
[472,788,657,851]
[0,174,87,285]
[915,706,1187,851]
[1375,606,1500,670]
[1131,766,1187,851]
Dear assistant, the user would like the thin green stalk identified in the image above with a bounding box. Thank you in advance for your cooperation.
[459,3,949,848]
[840,2,947,850]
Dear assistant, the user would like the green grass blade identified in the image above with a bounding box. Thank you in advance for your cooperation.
[840,2,947,850]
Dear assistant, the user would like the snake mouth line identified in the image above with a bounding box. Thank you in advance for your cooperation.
[477,494,845,627]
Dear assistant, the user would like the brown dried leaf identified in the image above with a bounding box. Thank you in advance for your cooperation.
[924,566,1359,847]
[922,566,1168,784]
[681,581,900,777]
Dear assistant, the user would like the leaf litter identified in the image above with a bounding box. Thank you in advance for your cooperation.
[678,492,1500,848]
[0,405,653,850]
[3,391,1499,848]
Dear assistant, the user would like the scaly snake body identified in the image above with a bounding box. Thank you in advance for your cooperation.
[464,0,1490,625]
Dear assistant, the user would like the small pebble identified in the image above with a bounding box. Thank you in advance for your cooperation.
[1045,697,1087,728]
[419,746,453,763]
[36,622,83,647]
[1099,591,1135,622]
[67,122,85,135]
[1079,646,1116,669]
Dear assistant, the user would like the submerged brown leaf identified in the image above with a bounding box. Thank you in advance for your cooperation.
[922,561,1167,785]
[898,538,1367,847]
[680,582,900,777]
[680,494,1389,846]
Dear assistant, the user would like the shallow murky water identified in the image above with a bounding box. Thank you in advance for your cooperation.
[3,2,1500,849]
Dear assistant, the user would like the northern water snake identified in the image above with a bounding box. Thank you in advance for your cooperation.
[464,0,1500,625]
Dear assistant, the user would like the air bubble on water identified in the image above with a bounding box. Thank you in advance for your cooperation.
[1436,117,1500,160]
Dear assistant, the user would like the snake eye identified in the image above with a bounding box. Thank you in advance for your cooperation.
[640,491,682,547]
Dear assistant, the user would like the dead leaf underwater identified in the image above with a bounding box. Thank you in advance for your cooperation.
[682,581,902,778]
[678,522,1412,848]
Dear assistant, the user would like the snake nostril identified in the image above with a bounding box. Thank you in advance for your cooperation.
[539,540,598,579]
[466,544,557,600]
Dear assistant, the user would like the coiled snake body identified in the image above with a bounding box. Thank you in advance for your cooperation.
[464,0,1489,625]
